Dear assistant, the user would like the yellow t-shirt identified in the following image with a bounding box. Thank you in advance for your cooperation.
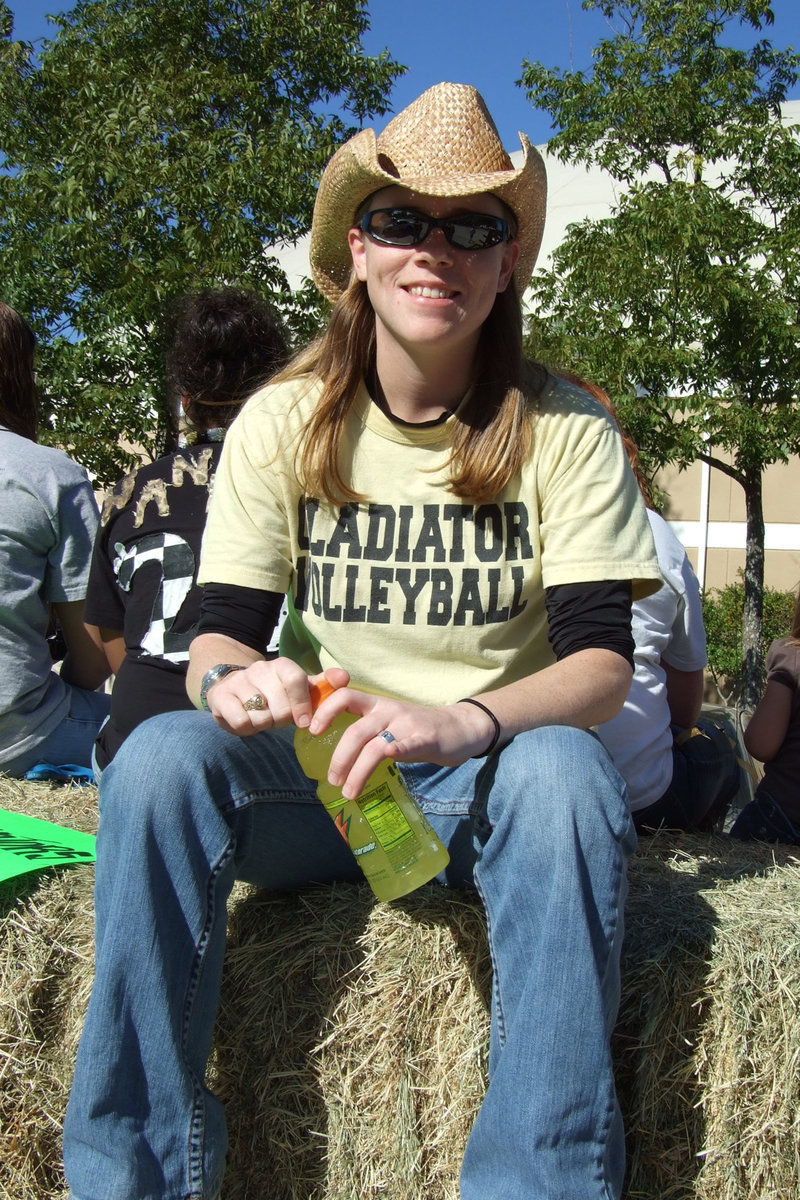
[199,374,661,705]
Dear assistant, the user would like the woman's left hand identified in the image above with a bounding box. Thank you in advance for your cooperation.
[310,683,497,799]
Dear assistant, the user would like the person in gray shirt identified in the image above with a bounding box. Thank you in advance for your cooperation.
[0,301,110,777]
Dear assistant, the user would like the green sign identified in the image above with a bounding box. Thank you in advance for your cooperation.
[0,807,96,883]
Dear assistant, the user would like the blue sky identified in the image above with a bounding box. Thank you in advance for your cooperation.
[8,0,800,148]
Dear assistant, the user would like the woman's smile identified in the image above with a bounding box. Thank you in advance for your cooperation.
[405,284,459,300]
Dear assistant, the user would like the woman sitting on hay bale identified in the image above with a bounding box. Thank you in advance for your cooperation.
[83,288,288,773]
[0,302,110,779]
[731,584,800,845]
[63,83,661,1200]
[559,376,741,835]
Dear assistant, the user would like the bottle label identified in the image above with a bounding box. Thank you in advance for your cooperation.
[359,782,419,869]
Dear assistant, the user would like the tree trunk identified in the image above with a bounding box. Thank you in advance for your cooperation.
[740,470,765,713]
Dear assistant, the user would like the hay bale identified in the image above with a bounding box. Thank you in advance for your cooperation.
[2,775,800,1200]
[616,834,800,1200]
[213,884,490,1200]
[0,775,97,1200]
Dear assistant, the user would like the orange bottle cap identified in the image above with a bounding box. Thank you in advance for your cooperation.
[308,678,336,709]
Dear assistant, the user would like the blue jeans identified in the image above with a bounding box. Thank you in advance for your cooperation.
[1,685,111,777]
[632,719,740,834]
[63,710,635,1200]
[729,787,800,845]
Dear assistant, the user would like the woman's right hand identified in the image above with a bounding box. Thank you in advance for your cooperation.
[203,658,350,738]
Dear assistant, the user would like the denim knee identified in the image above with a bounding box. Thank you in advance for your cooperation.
[98,711,203,819]
[476,725,632,848]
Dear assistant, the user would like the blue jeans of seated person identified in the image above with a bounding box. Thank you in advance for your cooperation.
[1,685,111,778]
[63,710,635,1200]
[729,787,800,845]
[632,719,741,835]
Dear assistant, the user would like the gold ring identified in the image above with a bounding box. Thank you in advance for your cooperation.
[243,693,266,712]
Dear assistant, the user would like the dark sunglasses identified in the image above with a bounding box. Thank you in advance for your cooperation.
[359,207,512,252]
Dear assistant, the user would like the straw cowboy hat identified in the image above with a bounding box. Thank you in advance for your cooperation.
[309,82,547,302]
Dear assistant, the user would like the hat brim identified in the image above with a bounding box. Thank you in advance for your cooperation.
[310,128,547,303]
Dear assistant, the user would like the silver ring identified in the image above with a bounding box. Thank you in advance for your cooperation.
[378,730,396,743]
[243,693,266,712]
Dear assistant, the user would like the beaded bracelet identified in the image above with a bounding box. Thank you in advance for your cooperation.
[458,697,502,758]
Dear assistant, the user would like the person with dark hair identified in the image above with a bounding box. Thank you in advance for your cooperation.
[84,288,289,771]
[730,585,800,844]
[559,373,740,833]
[0,301,111,778]
[0,300,39,441]
[64,85,661,1200]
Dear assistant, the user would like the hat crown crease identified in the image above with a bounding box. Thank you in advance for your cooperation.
[375,83,512,180]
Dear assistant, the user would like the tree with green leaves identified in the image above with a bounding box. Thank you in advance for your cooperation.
[702,577,795,702]
[0,0,401,482]
[520,0,800,709]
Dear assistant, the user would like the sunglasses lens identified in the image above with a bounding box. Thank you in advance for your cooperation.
[361,209,510,250]
[446,216,507,250]
[364,210,427,246]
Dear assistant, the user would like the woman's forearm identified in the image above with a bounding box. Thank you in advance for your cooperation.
[472,648,633,739]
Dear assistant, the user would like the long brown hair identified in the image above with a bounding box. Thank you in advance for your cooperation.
[0,302,38,441]
[278,279,547,504]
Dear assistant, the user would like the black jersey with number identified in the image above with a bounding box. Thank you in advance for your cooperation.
[86,441,241,769]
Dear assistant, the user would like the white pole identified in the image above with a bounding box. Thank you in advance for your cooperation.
[697,457,710,591]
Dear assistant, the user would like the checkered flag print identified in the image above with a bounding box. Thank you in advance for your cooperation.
[113,533,196,662]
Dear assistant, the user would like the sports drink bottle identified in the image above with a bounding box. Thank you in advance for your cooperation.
[294,679,450,901]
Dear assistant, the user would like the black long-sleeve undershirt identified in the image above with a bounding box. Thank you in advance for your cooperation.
[197,579,634,668]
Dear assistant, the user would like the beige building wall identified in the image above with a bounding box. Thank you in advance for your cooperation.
[657,458,800,595]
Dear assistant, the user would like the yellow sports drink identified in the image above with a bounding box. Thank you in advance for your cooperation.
[293,680,450,901]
